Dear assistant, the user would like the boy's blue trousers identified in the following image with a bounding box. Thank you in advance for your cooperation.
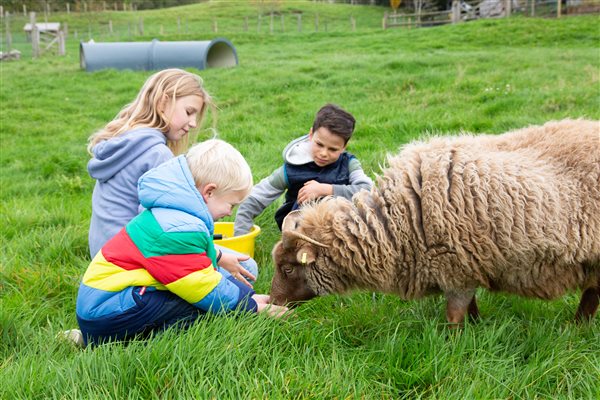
[78,247,258,346]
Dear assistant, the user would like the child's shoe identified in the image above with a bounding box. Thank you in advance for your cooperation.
[61,329,84,348]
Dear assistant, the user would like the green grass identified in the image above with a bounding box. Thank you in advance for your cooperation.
[1,1,599,398]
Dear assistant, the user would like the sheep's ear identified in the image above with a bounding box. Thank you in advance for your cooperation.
[282,210,303,232]
[282,210,303,249]
[296,245,316,265]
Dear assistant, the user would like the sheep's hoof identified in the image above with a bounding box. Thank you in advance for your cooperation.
[446,321,463,330]
[574,286,599,322]
[445,292,479,326]
[468,296,480,321]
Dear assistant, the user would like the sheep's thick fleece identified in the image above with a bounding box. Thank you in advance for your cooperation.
[271,119,600,322]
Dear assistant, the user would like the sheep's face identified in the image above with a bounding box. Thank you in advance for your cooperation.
[270,241,318,306]
[270,210,332,306]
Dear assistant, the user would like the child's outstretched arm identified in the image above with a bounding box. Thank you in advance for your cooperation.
[252,294,289,318]
[234,167,287,235]
[297,180,333,204]
[297,158,373,204]
[218,251,256,288]
[331,158,373,199]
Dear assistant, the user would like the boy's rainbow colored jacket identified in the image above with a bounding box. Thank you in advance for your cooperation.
[76,156,257,321]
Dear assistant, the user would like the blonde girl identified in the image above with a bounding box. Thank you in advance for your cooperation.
[87,68,213,258]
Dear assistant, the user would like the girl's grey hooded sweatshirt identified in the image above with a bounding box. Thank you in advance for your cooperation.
[87,128,172,258]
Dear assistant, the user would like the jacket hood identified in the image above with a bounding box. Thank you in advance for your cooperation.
[137,155,214,232]
[88,128,167,182]
[282,134,313,165]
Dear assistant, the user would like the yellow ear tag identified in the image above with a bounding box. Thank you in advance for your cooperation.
[301,252,307,265]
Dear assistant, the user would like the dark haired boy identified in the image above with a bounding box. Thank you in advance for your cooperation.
[234,103,373,235]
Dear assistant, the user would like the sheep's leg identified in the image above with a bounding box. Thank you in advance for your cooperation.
[445,289,477,327]
[575,284,599,322]
[467,295,480,321]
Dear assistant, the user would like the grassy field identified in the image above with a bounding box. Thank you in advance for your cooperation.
[1,0,599,398]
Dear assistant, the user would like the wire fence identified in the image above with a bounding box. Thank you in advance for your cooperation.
[2,0,599,60]
[384,0,600,29]
[3,9,375,60]
[2,13,370,60]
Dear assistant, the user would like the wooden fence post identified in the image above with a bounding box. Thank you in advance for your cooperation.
[350,15,356,31]
[505,0,512,17]
[382,11,387,29]
[4,11,11,52]
[138,17,144,36]
[452,0,460,23]
[58,29,65,56]
[109,20,113,35]
[257,14,262,33]
[30,12,40,58]
[531,0,535,17]
[557,0,562,17]
[213,18,218,33]
[23,4,27,17]
[281,14,285,32]
[67,3,70,14]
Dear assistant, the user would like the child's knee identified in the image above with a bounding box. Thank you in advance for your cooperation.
[241,258,258,278]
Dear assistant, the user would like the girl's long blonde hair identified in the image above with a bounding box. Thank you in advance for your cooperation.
[87,68,214,156]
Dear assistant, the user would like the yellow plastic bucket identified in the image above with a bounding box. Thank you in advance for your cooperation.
[213,222,261,258]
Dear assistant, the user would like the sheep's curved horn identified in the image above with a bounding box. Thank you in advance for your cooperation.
[281,210,328,248]
[283,231,329,248]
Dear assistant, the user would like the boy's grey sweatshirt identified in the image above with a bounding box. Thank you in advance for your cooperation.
[233,135,373,235]
[87,128,172,258]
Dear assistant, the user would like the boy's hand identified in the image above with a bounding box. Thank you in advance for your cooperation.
[252,294,290,318]
[297,180,333,204]
[219,252,256,288]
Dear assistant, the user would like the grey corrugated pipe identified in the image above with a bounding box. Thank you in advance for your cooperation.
[80,38,238,72]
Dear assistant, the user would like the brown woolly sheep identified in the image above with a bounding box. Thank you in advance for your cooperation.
[270,119,600,325]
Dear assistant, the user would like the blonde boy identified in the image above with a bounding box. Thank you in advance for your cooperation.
[76,139,287,346]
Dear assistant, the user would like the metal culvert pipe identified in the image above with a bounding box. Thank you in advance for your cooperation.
[80,38,238,72]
